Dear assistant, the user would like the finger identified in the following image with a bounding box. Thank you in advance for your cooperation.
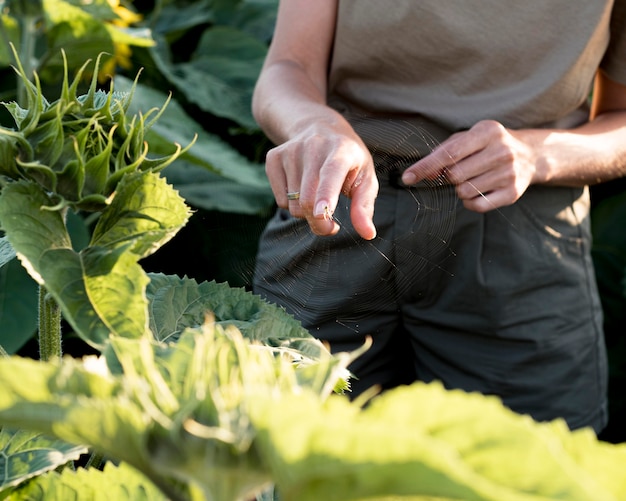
[402,145,458,184]
[265,147,290,207]
[267,145,310,218]
[461,188,509,213]
[456,172,521,213]
[309,156,352,222]
[300,155,352,237]
[348,171,378,240]
[402,127,489,185]
[305,211,340,236]
[297,148,325,215]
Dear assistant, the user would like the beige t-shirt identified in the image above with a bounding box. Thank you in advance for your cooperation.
[328,1,626,139]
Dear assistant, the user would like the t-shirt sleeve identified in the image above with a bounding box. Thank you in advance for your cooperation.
[601,0,626,84]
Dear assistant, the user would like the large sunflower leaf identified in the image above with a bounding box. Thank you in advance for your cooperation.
[0,354,194,501]
[249,383,625,501]
[362,385,616,501]
[3,461,167,501]
[90,171,192,260]
[0,182,144,346]
[0,428,86,493]
[147,25,266,129]
[0,181,73,278]
[0,324,322,501]
[146,273,321,355]
[42,247,149,346]
[212,0,278,42]
[145,273,351,394]
[0,176,187,347]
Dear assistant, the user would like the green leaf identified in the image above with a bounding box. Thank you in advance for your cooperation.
[0,318,353,500]
[0,238,17,268]
[0,356,165,490]
[113,76,273,215]
[0,181,73,281]
[213,0,278,42]
[149,26,266,129]
[39,247,149,346]
[42,0,116,75]
[0,428,86,493]
[164,163,274,215]
[362,385,614,501]
[90,171,192,260]
[145,274,353,395]
[0,259,38,354]
[250,383,626,501]
[150,1,214,37]
[0,180,167,347]
[556,426,626,501]
[147,273,314,347]
[3,461,168,501]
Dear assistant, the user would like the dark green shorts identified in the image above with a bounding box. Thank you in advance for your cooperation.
[254,161,607,434]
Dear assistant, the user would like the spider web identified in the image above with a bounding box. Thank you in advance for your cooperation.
[253,115,462,333]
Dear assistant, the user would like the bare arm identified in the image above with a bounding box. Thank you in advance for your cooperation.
[540,69,626,184]
[402,70,626,212]
[253,0,378,239]
[252,0,337,144]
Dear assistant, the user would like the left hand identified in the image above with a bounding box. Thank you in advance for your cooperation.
[401,120,539,212]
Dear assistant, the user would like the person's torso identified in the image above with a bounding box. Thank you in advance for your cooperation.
[328,1,614,136]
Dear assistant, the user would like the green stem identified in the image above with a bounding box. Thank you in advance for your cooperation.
[85,451,105,470]
[38,285,62,361]
[17,14,38,106]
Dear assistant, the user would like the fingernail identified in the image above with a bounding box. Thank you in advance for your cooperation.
[314,201,332,219]
[402,171,416,185]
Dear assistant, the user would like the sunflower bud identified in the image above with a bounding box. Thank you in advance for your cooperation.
[0,45,192,212]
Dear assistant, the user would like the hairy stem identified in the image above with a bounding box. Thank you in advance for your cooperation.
[38,285,62,361]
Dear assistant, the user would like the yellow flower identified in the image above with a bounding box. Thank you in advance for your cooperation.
[97,0,146,82]
[107,0,142,27]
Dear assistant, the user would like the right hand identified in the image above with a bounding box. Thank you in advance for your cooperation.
[265,122,379,240]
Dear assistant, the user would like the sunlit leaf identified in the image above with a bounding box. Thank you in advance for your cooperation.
[3,461,168,501]
[90,171,192,260]
[146,273,309,343]
[0,177,190,348]
[250,383,626,501]
[0,428,86,493]
[0,321,348,500]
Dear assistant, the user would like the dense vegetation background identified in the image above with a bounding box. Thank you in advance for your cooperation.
[0,0,624,444]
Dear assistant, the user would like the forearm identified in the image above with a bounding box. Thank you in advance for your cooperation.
[252,60,350,146]
[531,110,626,187]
